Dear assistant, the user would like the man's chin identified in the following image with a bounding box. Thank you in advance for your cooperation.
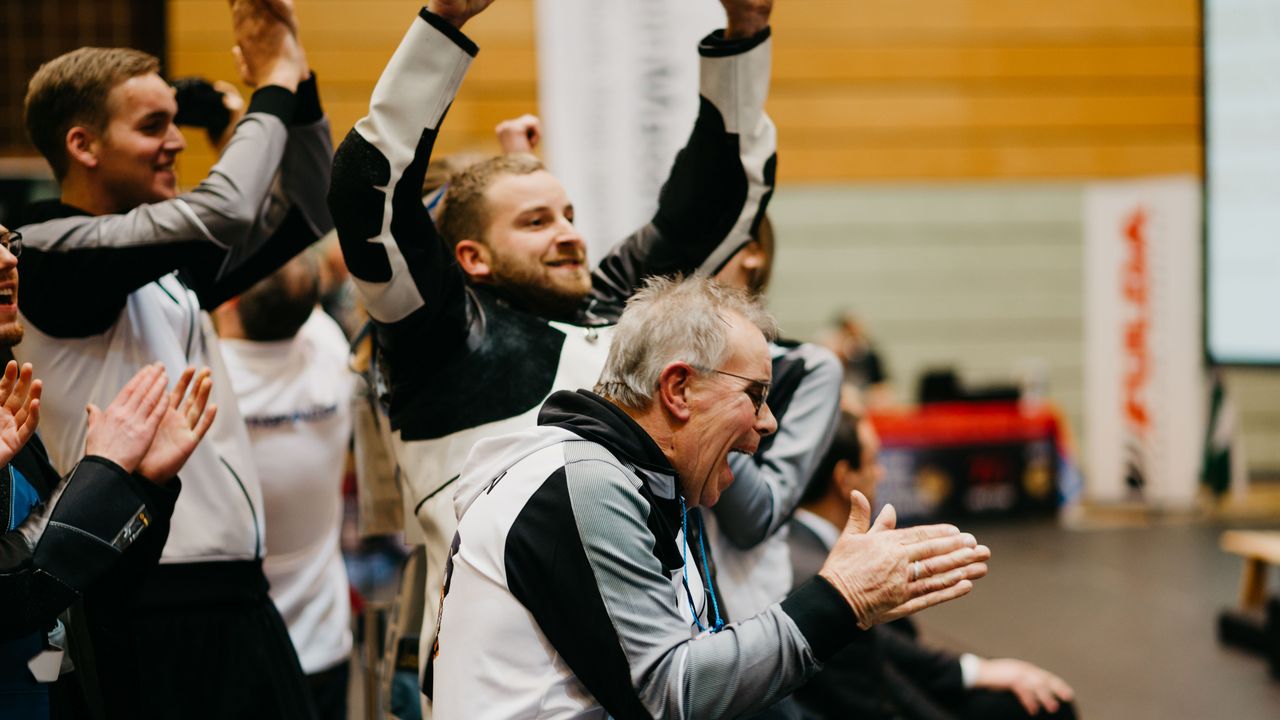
[0,322,25,350]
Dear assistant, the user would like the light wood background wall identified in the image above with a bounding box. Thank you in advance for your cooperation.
[168,0,1202,183]
[171,3,1278,477]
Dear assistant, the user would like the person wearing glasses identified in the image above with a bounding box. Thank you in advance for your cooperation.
[430,275,991,719]
[0,224,218,718]
[13,1,331,716]
[329,1,779,705]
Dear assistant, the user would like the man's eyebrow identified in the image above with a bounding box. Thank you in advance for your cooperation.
[137,109,171,124]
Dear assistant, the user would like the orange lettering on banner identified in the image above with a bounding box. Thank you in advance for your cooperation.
[1122,208,1151,434]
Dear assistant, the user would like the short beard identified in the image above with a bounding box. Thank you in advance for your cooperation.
[488,256,590,320]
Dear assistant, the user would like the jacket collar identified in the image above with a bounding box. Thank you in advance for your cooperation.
[19,199,90,227]
[539,389,688,550]
[540,389,685,501]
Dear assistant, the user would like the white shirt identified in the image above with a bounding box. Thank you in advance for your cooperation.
[220,309,355,673]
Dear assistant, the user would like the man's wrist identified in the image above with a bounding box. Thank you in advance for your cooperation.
[426,2,471,29]
[724,7,770,40]
[724,20,769,40]
[259,64,300,93]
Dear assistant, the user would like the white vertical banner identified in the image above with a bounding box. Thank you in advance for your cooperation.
[1083,175,1204,507]
[535,1,726,262]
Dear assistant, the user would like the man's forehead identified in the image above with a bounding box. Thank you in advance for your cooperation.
[485,170,571,212]
[107,73,176,119]
[721,312,772,378]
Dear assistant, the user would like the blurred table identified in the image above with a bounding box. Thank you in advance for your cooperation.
[869,401,1070,523]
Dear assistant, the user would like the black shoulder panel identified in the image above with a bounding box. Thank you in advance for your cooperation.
[388,293,566,441]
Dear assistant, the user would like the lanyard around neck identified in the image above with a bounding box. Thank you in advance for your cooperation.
[679,495,725,634]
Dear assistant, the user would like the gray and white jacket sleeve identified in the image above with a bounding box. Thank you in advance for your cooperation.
[504,455,859,720]
[18,79,333,336]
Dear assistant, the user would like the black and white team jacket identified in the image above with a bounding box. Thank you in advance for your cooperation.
[14,79,333,566]
[328,6,776,640]
[430,390,859,719]
[0,434,178,640]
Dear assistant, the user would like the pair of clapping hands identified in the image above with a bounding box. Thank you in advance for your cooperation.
[0,362,216,485]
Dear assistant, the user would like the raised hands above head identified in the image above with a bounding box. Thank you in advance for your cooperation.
[818,490,991,629]
[427,0,498,28]
[0,361,41,468]
[721,0,773,38]
[230,0,305,90]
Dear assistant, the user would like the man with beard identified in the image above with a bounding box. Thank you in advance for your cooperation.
[329,0,778,701]
[431,276,990,718]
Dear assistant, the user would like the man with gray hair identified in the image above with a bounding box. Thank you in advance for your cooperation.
[431,276,990,719]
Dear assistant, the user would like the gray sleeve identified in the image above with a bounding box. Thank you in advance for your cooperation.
[715,345,843,548]
[557,456,826,719]
[27,108,290,257]
[214,114,334,279]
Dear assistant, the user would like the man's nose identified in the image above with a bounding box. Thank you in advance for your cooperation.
[756,402,777,437]
[554,227,585,253]
[166,123,187,152]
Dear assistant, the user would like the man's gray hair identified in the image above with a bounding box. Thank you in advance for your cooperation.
[596,275,778,408]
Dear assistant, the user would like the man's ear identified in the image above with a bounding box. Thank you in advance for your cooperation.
[655,362,696,422]
[455,239,492,281]
[832,459,855,496]
[65,126,100,170]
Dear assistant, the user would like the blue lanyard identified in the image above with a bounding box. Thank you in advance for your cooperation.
[679,496,724,634]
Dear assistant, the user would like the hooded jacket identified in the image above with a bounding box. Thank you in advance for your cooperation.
[430,390,860,720]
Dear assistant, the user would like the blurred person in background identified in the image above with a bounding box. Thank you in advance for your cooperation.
[790,411,1078,720]
[432,275,990,718]
[215,253,355,720]
[821,310,895,409]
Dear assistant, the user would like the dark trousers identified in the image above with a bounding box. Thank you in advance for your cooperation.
[84,560,317,720]
[307,661,349,720]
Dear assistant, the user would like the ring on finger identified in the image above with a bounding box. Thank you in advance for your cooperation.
[911,560,922,581]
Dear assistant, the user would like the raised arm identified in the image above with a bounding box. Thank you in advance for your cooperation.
[327,4,484,366]
[17,0,311,338]
[714,343,843,548]
[188,0,335,309]
[593,0,777,305]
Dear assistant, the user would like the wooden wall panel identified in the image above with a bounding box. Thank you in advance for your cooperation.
[168,0,537,184]
[168,0,1201,183]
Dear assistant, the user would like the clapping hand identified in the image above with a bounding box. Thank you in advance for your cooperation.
[137,367,218,485]
[0,361,41,467]
[819,491,990,628]
[85,365,217,485]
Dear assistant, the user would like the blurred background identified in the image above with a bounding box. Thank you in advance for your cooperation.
[4,1,1280,717]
